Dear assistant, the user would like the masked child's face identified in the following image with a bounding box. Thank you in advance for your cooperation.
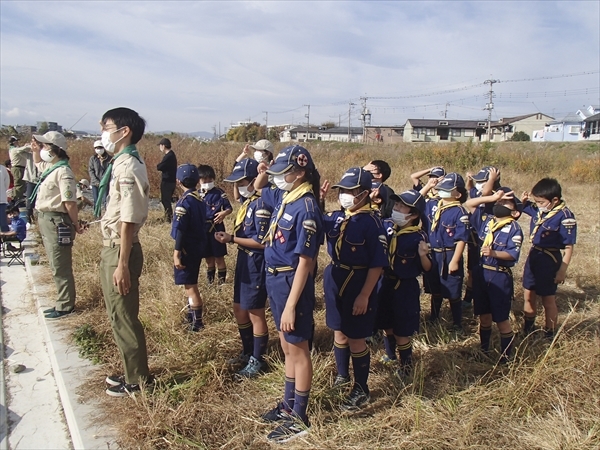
[532,195,558,211]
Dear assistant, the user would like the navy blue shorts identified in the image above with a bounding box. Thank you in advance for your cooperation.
[174,250,202,285]
[329,265,378,339]
[266,270,314,344]
[376,276,421,337]
[233,249,267,310]
[522,247,562,296]
[467,243,480,271]
[422,260,441,296]
[323,264,341,331]
[473,265,513,323]
[433,250,464,300]
[203,224,227,258]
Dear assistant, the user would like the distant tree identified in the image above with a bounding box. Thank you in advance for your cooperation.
[0,125,18,138]
[510,131,530,141]
[38,122,49,134]
[226,122,266,142]
[321,121,336,129]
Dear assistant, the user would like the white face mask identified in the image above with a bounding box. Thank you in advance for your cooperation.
[101,127,125,154]
[438,190,453,199]
[391,210,412,227]
[238,183,254,198]
[201,182,215,191]
[95,148,105,156]
[40,149,54,162]
[273,173,294,191]
[254,151,266,163]
[475,182,485,192]
[339,193,356,210]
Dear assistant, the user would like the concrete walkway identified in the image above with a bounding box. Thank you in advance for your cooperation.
[1,235,118,449]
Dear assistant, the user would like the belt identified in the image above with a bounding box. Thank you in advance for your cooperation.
[532,246,560,264]
[267,266,294,275]
[482,264,512,274]
[14,165,25,169]
[237,245,254,256]
[37,210,67,217]
[384,273,402,290]
[334,263,368,270]
[103,238,139,247]
[432,247,455,253]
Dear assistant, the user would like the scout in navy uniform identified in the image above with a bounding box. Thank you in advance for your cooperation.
[411,166,446,199]
[521,178,576,339]
[171,164,206,332]
[215,158,273,378]
[463,166,502,309]
[420,173,470,332]
[377,190,432,378]
[321,167,388,410]
[363,160,394,218]
[465,187,523,362]
[197,164,233,284]
[254,145,323,443]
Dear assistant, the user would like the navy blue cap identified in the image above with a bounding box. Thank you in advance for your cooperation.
[332,167,372,191]
[428,167,446,178]
[436,173,465,191]
[266,145,314,175]
[472,166,500,182]
[497,186,523,213]
[224,158,259,182]
[176,164,200,183]
[390,189,426,214]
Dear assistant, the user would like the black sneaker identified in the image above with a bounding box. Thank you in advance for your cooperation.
[236,356,267,379]
[261,402,291,423]
[43,307,55,314]
[45,309,74,320]
[333,375,351,387]
[106,383,141,397]
[105,375,124,387]
[267,416,310,443]
[340,386,370,411]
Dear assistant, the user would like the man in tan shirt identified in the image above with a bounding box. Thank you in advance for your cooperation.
[9,136,31,202]
[97,107,151,397]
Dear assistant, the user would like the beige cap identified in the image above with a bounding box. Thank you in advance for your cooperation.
[79,179,90,187]
[250,139,274,152]
[93,140,104,148]
[32,131,68,150]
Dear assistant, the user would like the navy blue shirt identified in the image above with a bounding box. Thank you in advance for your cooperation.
[234,195,272,253]
[171,189,206,251]
[323,207,389,268]
[383,219,430,279]
[261,184,323,268]
[523,201,577,248]
[471,208,523,268]
[9,216,26,242]
[200,187,233,222]
[427,199,471,249]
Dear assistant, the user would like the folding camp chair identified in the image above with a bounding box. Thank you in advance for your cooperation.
[3,240,25,266]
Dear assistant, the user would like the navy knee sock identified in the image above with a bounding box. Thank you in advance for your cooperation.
[207,268,216,284]
[333,341,350,378]
[430,295,443,321]
[351,349,371,394]
[217,269,226,284]
[283,377,295,411]
[449,298,462,327]
[500,331,514,362]
[479,325,492,353]
[292,389,310,423]
[384,334,397,360]
[524,316,536,334]
[398,340,413,372]
[253,332,269,362]
[238,322,254,356]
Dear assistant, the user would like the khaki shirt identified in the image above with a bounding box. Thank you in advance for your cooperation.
[101,153,149,241]
[9,145,31,167]
[34,161,77,213]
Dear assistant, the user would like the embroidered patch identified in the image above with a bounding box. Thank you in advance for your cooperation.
[297,154,308,167]
[221,192,228,199]
[175,206,187,216]
[561,218,576,227]
[378,235,388,245]
[119,177,135,186]
[501,225,511,232]
[256,209,272,219]
[459,215,470,224]
[387,227,394,235]
[64,190,73,199]
[246,208,253,218]
[303,219,317,233]
[283,213,293,221]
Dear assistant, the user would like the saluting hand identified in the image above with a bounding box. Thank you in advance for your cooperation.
[352,292,369,315]
[113,264,131,296]
[320,180,330,199]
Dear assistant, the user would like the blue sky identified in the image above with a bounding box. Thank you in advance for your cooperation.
[1,1,598,134]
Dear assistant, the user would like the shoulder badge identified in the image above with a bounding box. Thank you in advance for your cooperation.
[175,206,187,216]
[221,192,228,199]
[303,219,317,233]
[304,197,315,212]
[378,234,388,247]
[459,215,470,224]
[256,208,272,219]
[561,218,576,227]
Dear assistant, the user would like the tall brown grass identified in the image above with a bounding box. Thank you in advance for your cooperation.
[32,138,600,449]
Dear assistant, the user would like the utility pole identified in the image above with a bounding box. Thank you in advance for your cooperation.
[359,96,371,143]
[304,104,310,141]
[263,111,268,139]
[348,101,355,142]
[443,102,449,119]
[484,78,499,142]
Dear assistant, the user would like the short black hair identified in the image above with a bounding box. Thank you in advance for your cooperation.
[49,144,69,160]
[101,107,146,144]
[531,178,562,201]
[197,164,216,180]
[409,206,421,226]
[371,160,391,182]
[181,178,198,189]
[7,205,20,215]
[4,160,11,167]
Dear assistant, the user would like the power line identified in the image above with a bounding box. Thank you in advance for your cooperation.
[501,70,600,83]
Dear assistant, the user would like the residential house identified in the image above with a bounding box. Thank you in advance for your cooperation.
[364,126,405,144]
[532,113,582,142]
[488,113,554,141]
[402,119,487,143]
[581,113,600,141]
[279,126,363,143]
[318,127,363,143]
[576,105,600,120]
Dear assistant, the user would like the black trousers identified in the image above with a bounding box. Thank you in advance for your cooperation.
[160,181,176,221]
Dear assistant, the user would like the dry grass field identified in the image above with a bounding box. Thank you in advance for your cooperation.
[11,138,600,449]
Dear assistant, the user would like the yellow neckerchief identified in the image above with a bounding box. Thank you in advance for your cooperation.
[481,216,515,253]
[334,205,372,261]
[234,191,261,233]
[389,225,422,269]
[529,200,566,243]
[263,181,313,245]
[431,200,460,231]
[426,191,437,199]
